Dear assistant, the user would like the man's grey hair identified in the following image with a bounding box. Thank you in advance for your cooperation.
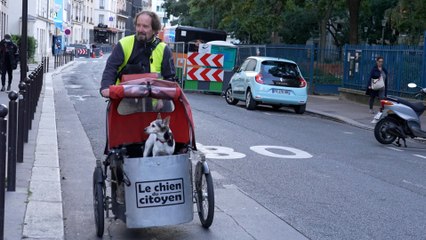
[134,11,162,33]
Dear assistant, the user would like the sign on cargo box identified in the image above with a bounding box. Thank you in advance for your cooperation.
[135,178,185,208]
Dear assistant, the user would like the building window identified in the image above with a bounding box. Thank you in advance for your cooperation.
[99,15,104,24]
[100,0,104,9]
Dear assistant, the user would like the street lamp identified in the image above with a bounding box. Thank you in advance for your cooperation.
[381,17,388,45]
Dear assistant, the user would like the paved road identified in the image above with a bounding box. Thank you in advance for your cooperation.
[7,55,425,240]
[54,57,426,240]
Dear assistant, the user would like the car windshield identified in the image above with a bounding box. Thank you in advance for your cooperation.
[261,61,299,81]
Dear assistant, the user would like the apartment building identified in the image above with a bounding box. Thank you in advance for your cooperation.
[3,0,167,61]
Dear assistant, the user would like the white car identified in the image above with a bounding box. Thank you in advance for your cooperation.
[225,56,308,114]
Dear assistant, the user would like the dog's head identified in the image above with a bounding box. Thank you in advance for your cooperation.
[144,113,171,136]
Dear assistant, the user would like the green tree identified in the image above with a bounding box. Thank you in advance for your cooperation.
[163,0,193,26]
[387,0,426,44]
[280,5,318,44]
[347,0,361,44]
[11,35,37,62]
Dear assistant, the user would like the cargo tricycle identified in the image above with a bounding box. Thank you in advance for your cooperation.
[92,74,214,237]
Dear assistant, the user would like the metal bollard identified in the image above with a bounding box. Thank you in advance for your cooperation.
[7,91,18,192]
[17,82,26,163]
[36,67,43,104]
[0,104,8,239]
[24,77,31,137]
[28,72,36,121]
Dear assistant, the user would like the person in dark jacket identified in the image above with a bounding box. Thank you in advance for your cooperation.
[0,34,18,91]
[100,10,176,97]
[366,56,388,114]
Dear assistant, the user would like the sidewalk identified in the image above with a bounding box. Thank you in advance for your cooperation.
[1,60,75,240]
[1,60,424,239]
[307,94,426,131]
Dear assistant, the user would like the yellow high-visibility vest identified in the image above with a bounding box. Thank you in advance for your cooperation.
[115,35,166,84]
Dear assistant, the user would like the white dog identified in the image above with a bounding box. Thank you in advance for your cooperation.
[143,114,175,157]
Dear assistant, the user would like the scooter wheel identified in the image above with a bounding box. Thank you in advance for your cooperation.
[374,117,398,144]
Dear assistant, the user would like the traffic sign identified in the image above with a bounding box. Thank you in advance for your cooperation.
[77,48,87,55]
[187,52,224,68]
[187,67,224,82]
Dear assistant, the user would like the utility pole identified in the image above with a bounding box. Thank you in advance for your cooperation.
[20,0,28,83]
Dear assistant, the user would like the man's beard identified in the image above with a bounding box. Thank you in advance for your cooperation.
[136,32,152,42]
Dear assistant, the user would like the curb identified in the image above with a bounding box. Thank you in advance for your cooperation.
[306,109,374,131]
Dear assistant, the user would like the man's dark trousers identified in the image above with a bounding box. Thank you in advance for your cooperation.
[1,64,13,91]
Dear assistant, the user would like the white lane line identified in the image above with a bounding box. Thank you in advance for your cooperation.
[413,154,426,159]
[343,132,353,134]
[386,147,404,152]
[402,179,426,190]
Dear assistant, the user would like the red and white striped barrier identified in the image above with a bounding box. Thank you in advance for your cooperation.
[187,67,224,82]
[77,48,88,55]
[187,52,224,68]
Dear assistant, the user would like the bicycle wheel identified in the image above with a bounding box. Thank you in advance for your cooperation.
[93,167,105,238]
[196,172,214,228]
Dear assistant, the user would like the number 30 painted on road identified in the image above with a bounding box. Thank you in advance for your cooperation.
[197,143,312,159]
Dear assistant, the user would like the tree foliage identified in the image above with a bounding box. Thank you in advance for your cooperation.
[163,0,426,46]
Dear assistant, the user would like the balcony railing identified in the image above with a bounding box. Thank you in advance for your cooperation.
[117,9,128,17]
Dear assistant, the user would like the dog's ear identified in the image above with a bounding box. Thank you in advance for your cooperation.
[156,113,161,120]
[163,116,170,126]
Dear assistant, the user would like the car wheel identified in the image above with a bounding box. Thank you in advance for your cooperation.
[225,86,239,105]
[294,104,306,114]
[245,90,256,110]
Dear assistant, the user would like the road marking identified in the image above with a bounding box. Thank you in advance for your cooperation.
[386,147,404,152]
[69,95,91,101]
[402,179,426,190]
[413,154,426,159]
[250,146,312,159]
[197,143,246,159]
[343,131,353,134]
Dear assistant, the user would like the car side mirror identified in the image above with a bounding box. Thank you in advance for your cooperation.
[233,66,241,73]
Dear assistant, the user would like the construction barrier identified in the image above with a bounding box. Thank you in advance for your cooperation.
[75,47,90,58]
[183,51,224,93]
[91,48,104,58]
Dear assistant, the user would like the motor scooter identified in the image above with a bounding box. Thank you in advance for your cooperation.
[374,83,426,147]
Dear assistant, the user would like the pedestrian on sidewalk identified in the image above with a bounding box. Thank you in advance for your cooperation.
[0,34,18,91]
[366,56,388,114]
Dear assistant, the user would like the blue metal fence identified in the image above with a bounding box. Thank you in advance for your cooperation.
[343,45,424,97]
[235,38,426,96]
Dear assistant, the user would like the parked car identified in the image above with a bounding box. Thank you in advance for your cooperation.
[64,45,75,54]
[65,44,90,56]
[225,56,308,114]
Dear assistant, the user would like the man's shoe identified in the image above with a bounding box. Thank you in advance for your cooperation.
[6,85,10,91]
[1,86,4,92]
